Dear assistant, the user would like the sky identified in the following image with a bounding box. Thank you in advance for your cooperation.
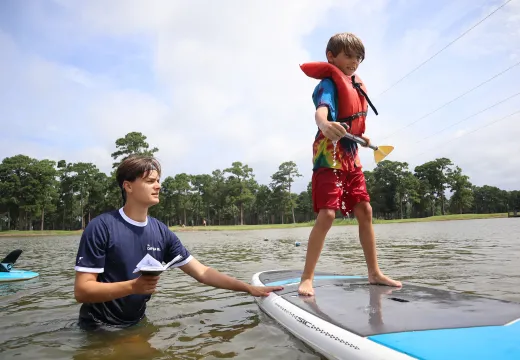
[1,0,519,193]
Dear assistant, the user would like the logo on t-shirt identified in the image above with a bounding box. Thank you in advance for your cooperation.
[147,244,161,252]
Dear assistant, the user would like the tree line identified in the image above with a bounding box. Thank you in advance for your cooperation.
[1,132,518,231]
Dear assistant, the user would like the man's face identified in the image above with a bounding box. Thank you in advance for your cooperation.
[124,170,161,207]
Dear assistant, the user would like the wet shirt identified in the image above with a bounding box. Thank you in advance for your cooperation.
[312,78,361,172]
[74,208,192,327]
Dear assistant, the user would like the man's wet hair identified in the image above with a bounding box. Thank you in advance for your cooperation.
[116,155,161,204]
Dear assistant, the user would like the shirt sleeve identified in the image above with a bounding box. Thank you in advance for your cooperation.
[313,78,337,121]
[165,231,193,268]
[74,218,108,273]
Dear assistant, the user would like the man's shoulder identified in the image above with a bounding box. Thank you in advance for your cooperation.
[147,216,177,238]
[85,209,120,229]
[147,216,169,230]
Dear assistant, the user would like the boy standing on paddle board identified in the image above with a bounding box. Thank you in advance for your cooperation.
[298,32,401,296]
[73,155,282,329]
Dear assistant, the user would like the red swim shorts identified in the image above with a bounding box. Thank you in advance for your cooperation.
[311,167,370,216]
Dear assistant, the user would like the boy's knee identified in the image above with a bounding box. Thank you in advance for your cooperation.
[317,209,336,227]
[354,201,372,222]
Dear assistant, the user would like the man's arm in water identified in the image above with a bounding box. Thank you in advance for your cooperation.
[179,258,283,296]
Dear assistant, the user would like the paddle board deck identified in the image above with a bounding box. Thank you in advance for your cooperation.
[252,269,520,360]
[0,269,39,282]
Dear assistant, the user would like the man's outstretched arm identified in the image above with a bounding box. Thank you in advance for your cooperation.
[179,258,283,296]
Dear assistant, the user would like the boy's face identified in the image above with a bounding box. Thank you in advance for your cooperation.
[327,50,363,76]
[124,170,161,207]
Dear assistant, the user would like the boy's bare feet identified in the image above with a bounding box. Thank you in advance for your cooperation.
[368,272,402,287]
[298,278,315,296]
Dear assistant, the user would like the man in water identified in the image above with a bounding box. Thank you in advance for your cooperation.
[74,155,282,329]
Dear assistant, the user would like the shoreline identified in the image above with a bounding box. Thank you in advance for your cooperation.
[0,213,509,237]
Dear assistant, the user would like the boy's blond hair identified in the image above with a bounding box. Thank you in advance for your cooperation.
[326,32,365,61]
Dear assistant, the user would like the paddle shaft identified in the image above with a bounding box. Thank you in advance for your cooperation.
[342,132,378,151]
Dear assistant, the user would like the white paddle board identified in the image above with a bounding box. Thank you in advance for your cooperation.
[252,269,520,360]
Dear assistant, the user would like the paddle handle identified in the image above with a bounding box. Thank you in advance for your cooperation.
[342,132,378,151]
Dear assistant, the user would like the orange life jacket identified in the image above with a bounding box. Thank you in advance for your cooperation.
[300,62,378,136]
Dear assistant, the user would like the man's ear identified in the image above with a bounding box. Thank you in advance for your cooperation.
[123,180,132,195]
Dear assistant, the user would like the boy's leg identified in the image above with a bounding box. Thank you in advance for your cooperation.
[299,208,336,296]
[298,168,342,296]
[343,168,402,287]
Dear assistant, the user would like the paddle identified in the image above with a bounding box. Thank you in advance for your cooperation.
[0,249,22,272]
[339,123,394,164]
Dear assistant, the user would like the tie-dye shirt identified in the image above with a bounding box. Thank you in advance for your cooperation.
[312,78,362,172]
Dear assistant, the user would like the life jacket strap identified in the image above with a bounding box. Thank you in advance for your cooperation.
[351,75,378,115]
[338,111,367,123]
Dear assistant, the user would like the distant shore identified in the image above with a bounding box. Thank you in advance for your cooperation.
[0,213,509,238]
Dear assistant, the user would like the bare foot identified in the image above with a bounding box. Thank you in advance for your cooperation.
[368,272,402,287]
[298,278,314,296]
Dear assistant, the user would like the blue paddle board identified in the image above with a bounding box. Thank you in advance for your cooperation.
[0,249,39,282]
[252,269,520,360]
[0,269,39,282]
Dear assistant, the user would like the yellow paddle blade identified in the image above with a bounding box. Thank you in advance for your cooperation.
[374,145,394,163]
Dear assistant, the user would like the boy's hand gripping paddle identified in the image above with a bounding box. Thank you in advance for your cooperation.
[340,123,394,164]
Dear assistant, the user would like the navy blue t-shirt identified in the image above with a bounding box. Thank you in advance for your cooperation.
[74,208,192,327]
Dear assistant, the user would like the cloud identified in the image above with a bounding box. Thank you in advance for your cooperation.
[0,0,518,193]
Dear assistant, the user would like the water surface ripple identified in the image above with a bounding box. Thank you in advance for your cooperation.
[1,218,519,359]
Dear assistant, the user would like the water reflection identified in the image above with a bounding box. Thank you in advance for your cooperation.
[299,284,396,335]
[73,319,163,360]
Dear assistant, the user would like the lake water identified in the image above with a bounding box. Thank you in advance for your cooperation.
[1,218,519,359]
